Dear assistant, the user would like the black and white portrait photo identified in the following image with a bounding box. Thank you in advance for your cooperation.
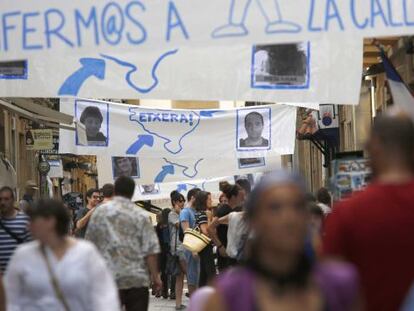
[75,101,109,147]
[252,42,310,89]
[139,184,160,195]
[238,157,265,169]
[112,157,140,178]
[237,108,271,150]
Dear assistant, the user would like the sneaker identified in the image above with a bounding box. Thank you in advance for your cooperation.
[175,305,186,310]
[170,293,176,300]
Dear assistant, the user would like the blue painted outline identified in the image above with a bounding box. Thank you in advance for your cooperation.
[111,156,141,180]
[129,108,201,155]
[101,49,178,94]
[163,158,204,179]
[75,99,109,148]
[0,60,28,80]
[238,157,266,169]
[251,41,311,90]
[236,107,272,152]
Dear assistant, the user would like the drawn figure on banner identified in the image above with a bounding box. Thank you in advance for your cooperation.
[252,42,309,89]
[76,102,109,147]
[101,49,178,94]
[129,108,201,155]
[163,158,204,179]
[112,157,140,178]
[139,184,160,195]
[237,108,271,150]
[212,0,301,38]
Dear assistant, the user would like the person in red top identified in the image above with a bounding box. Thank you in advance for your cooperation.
[323,113,414,311]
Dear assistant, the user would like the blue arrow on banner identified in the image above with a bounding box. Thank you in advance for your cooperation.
[126,135,154,155]
[177,184,188,192]
[200,110,222,117]
[58,58,106,96]
[154,165,175,183]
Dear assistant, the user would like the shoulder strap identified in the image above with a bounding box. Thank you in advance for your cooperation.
[0,217,24,244]
[40,245,71,311]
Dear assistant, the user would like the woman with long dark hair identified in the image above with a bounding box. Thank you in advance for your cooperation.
[204,171,361,311]
[194,191,216,287]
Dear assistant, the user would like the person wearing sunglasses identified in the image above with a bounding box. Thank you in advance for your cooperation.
[74,189,100,238]
[204,171,361,311]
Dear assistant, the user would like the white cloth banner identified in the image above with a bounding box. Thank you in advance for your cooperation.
[60,99,293,183]
[1,0,413,56]
[96,154,281,185]
[129,175,263,202]
[0,40,362,106]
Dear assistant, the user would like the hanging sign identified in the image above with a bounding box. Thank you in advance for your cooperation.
[0,39,363,106]
[25,129,54,151]
[96,153,281,185]
[59,98,294,183]
[0,0,413,57]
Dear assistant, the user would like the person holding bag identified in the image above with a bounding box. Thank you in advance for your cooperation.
[4,199,120,311]
[168,191,187,310]
[194,191,216,287]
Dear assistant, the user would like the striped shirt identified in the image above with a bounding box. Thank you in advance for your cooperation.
[0,212,31,272]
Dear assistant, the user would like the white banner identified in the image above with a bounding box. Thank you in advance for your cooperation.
[0,0,413,56]
[60,99,293,182]
[96,153,281,185]
[129,175,263,202]
[60,99,297,157]
[0,40,363,106]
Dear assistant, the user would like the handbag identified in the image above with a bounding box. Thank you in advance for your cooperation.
[40,245,71,311]
[166,225,180,276]
[0,218,24,244]
[182,227,211,253]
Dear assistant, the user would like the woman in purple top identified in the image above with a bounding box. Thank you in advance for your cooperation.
[203,171,361,311]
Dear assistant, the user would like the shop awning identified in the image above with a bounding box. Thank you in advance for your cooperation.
[0,99,75,131]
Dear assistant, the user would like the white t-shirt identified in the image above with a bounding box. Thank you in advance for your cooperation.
[317,203,332,215]
[226,212,248,259]
[5,240,120,311]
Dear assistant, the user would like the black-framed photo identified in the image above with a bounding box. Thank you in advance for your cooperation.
[75,100,109,147]
[238,157,266,169]
[139,184,160,195]
[112,157,140,178]
[237,108,271,151]
[251,42,310,90]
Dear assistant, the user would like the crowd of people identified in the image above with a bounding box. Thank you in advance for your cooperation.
[0,112,414,311]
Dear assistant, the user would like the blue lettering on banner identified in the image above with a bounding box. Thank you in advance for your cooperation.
[2,11,20,51]
[75,7,99,46]
[350,0,368,29]
[136,112,195,126]
[386,0,403,27]
[125,1,147,45]
[2,1,414,53]
[166,1,189,41]
[45,9,74,48]
[101,2,125,45]
[370,0,389,28]
[23,12,43,50]
[308,0,322,32]
[325,0,344,31]
[403,0,414,26]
